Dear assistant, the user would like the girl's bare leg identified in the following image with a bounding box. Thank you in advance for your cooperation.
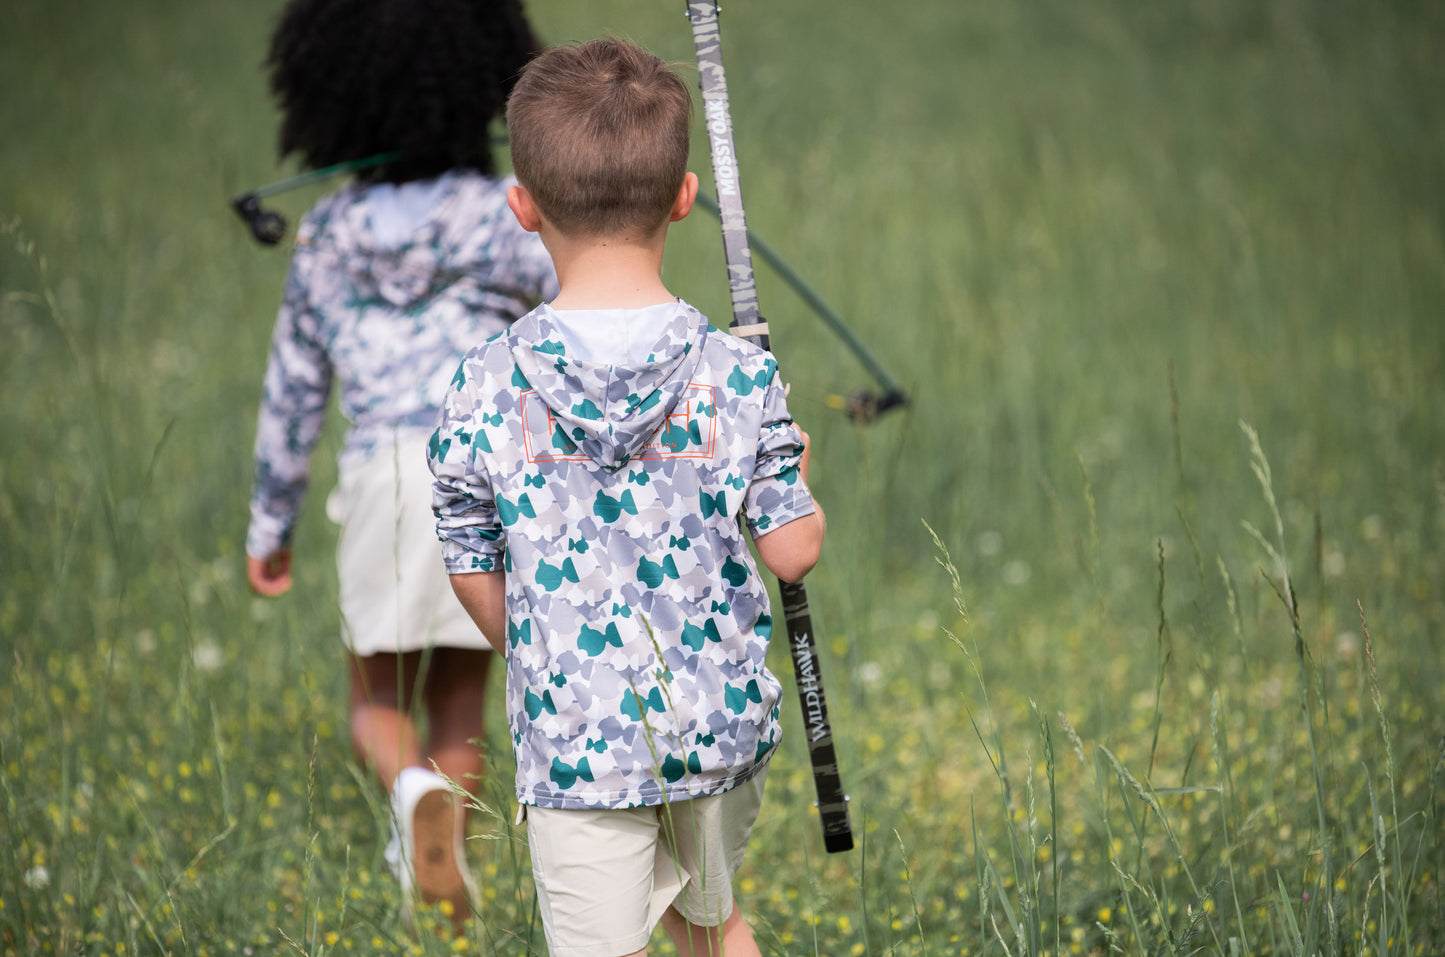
[349,648,493,797]
[348,651,425,789]
[421,647,492,796]
[352,647,492,931]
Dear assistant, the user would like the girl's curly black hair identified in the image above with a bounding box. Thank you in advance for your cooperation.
[267,0,541,183]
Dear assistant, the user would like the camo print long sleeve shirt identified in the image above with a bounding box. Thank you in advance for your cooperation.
[430,301,816,810]
[247,172,557,559]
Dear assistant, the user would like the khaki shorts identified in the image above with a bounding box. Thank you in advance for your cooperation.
[524,769,767,957]
[328,433,485,656]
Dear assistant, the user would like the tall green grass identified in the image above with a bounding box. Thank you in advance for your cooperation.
[3,0,1442,953]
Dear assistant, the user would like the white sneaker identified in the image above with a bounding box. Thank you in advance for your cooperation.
[387,767,476,927]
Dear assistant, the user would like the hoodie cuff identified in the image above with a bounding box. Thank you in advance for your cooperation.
[744,466,817,538]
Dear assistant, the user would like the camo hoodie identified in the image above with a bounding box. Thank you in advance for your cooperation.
[247,171,556,559]
[430,300,816,809]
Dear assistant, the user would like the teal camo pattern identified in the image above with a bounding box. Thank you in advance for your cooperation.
[247,171,557,558]
[430,301,815,809]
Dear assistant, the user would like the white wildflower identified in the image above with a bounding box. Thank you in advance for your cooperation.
[192,638,223,672]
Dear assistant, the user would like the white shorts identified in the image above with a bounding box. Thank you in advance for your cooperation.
[327,433,485,657]
[524,769,767,957]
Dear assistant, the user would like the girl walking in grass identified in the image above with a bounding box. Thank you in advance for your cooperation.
[243,0,555,926]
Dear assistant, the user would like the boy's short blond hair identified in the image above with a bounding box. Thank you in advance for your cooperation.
[506,38,692,237]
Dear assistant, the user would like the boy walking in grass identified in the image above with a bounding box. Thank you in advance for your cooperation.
[429,38,825,957]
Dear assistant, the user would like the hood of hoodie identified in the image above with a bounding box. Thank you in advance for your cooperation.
[510,303,711,471]
[300,172,516,309]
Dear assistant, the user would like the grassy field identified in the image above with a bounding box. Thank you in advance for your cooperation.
[3,0,1443,953]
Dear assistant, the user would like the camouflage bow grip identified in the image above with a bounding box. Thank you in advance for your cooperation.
[686,0,854,855]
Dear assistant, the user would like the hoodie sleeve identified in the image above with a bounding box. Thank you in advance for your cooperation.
[246,247,334,559]
[430,359,506,573]
[743,362,816,537]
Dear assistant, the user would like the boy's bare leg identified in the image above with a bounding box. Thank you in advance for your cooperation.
[658,902,761,957]
[349,651,425,788]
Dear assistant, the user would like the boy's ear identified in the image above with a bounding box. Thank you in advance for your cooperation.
[507,185,543,233]
[669,172,699,223]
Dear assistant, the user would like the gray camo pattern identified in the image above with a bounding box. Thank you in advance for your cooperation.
[247,171,557,558]
[430,301,814,809]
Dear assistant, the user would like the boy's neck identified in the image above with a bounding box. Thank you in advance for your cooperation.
[544,225,675,311]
